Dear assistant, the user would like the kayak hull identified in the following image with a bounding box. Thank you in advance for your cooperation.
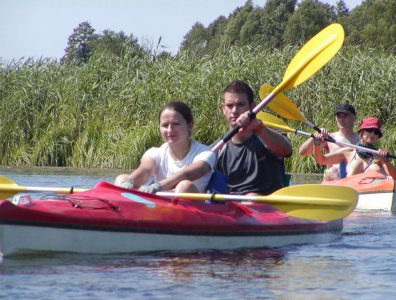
[0,182,343,256]
[0,223,341,256]
[322,170,396,211]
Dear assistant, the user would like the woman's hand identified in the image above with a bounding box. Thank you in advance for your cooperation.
[139,182,163,194]
[119,178,135,189]
[375,148,390,162]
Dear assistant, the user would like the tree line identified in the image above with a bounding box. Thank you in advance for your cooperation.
[180,0,395,55]
[62,0,395,65]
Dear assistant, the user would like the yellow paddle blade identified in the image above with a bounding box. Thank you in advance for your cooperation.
[158,184,358,221]
[0,176,23,198]
[256,111,293,133]
[267,184,357,221]
[0,176,16,185]
[0,175,86,200]
[259,84,306,122]
[282,23,344,89]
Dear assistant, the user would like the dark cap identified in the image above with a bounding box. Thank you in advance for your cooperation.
[334,103,356,116]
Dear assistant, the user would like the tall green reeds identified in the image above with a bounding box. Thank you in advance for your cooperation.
[1,45,395,173]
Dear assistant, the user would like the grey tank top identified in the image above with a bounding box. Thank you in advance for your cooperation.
[215,134,284,195]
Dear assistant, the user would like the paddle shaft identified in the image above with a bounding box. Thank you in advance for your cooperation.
[0,184,87,195]
[262,120,396,159]
[0,183,87,198]
[156,191,352,206]
[293,129,396,159]
[304,120,332,140]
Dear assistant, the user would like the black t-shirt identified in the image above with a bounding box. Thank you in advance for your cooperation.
[214,134,284,195]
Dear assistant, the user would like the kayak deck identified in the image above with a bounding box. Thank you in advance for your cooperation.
[322,170,396,211]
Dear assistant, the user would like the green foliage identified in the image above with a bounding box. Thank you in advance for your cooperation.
[283,0,336,44]
[335,0,349,17]
[180,0,297,54]
[179,0,395,56]
[63,21,97,65]
[240,9,264,46]
[91,29,141,57]
[1,45,395,176]
[259,0,296,48]
[221,1,254,46]
[343,0,396,52]
[63,22,145,65]
[180,22,208,55]
[206,16,228,53]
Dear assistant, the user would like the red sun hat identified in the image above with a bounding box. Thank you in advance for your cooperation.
[358,117,382,137]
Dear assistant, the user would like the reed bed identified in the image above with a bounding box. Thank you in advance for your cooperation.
[0,45,395,174]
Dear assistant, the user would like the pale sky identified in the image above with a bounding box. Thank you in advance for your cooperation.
[0,0,362,62]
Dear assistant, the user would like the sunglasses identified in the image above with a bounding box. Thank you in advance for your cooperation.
[364,128,381,135]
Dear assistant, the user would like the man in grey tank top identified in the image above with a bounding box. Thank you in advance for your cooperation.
[213,80,292,196]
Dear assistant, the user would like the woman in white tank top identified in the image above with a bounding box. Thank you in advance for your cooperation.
[114,101,216,193]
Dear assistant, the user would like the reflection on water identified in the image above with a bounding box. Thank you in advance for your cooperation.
[0,248,288,298]
[153,248,286,282]
[0,248,286,275]
[1,244,383,299]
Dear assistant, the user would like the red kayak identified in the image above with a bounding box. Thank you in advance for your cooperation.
[0,181,343,256]
[322,170,395,211]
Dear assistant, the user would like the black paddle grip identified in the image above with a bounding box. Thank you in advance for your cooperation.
[313,125,322,132]
[314,126,336,143]
[222,110,257,144]
[222,126,240,144]
[248,110,256,119]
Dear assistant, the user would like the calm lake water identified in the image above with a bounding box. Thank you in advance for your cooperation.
[1,167,395,299]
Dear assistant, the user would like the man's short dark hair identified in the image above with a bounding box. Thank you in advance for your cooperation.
[222,80,254,105]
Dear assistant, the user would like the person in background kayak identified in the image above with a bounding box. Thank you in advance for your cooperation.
[299,103,359,180]
[313,117,396,180]
[114,101,216,193]
[213,80,292,196]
